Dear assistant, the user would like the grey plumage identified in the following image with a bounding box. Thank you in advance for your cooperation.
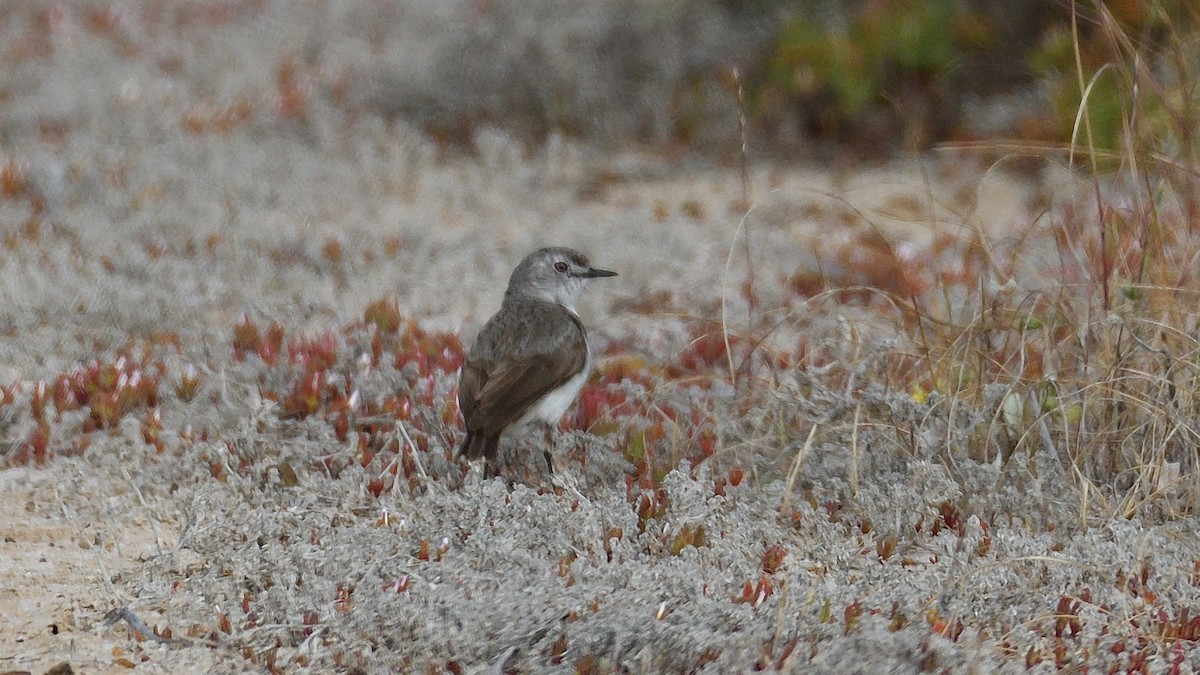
[458,247,616,470]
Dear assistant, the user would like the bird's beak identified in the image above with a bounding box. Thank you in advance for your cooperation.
[582,266,618,278]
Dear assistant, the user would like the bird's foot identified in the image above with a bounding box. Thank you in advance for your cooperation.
[547,469,584,500]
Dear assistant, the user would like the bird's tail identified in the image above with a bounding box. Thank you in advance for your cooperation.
[459,432,500,460]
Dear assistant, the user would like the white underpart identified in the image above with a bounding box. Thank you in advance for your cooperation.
[523,355,589,425]
[520,307,590,426]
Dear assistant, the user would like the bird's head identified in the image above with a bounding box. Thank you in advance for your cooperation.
[505,247,617,311]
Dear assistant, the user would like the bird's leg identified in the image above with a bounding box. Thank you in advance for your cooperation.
[542,423,556,475]
[484,459,501,481]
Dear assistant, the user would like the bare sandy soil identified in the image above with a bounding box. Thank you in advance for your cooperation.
[2,2,1198,674]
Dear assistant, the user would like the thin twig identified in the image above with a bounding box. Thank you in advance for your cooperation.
[102,606,214,647]
[779,424,819,514]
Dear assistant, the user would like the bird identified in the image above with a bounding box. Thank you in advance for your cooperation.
[458,246,617,475]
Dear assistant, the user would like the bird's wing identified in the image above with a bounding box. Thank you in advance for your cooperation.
[457,357,487,427]
[459,312,587,436]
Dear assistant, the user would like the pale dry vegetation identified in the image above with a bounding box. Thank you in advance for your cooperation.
[1,1,1200,673]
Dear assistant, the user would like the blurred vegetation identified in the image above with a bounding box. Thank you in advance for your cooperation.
[1026,0,1198,164]
[758,0,994,152]
[741,0,1197,158]
[381,0,1197,162]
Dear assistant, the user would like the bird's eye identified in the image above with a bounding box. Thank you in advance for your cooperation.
[553,261,568,273]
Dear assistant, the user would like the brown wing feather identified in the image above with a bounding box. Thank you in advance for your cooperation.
[457,357,498,459]
[457,357,488,429]
[466,346,585,435]
[458,300,586,441]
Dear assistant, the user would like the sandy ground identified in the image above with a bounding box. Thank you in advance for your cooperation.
[2,2,1198,673]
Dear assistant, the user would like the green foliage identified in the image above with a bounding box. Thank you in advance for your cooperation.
[749,0,1197,157]
[1027,0,1196,160]
[763,0,994,144]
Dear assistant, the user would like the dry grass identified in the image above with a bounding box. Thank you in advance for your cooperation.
[702,0,1200,526]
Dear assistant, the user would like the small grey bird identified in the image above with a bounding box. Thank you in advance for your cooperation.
[458,247,617,474]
